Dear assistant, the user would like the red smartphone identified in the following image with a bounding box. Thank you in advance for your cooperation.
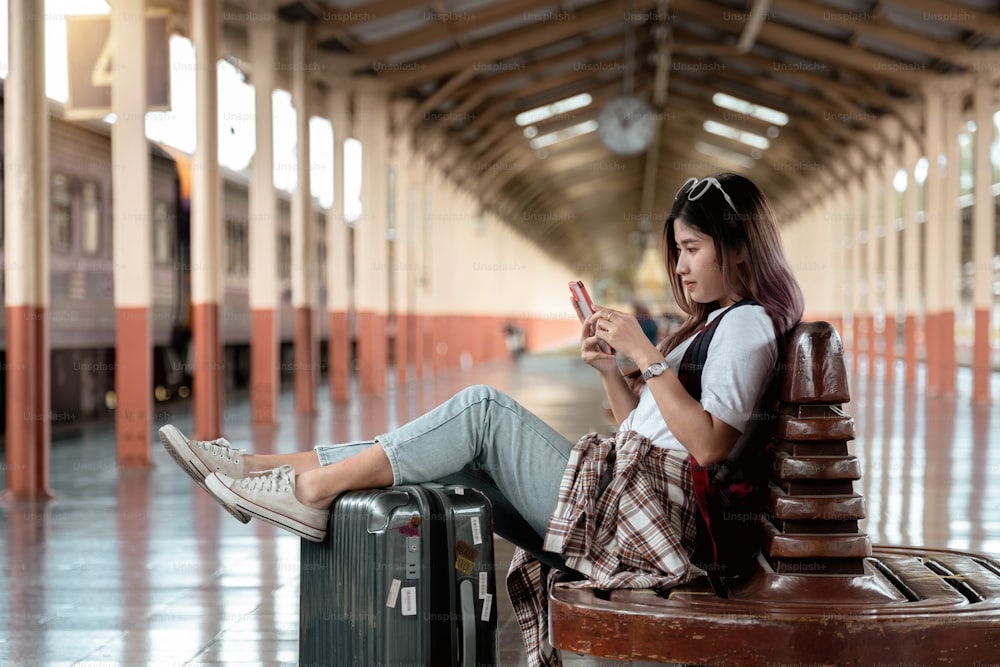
[568,280,614,354]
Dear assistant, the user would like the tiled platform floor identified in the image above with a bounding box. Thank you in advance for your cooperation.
[2,352,999,666]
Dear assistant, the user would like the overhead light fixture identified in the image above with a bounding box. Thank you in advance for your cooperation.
[703,120,769,150]
[515,93,592,126]
[529,120,599,149]
[712,92,788,126]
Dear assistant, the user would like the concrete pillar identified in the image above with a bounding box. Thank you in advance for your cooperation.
[941,93,962,394]
[848,175,863,364]
[972,72,995,402]
[326,85,351,403]
[355,81,390,395]
[412,154,429,381]
[248,3,279,424]
[830,190,848,334]
[390,102,412,386]
[191,0,223,439]
[883,132,901,381]
[924,89,946,393]
[865,164,880,372]
[901,137,921,385]
[290,20,317,415]
[3,0,52,499]
[112,0,153,466]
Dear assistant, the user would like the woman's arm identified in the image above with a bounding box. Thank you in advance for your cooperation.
[579,317,639,423]
[588,307,763,465]
[599,369,639,424]
[631,348,739,465]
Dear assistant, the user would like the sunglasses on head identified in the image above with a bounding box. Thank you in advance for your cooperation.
[675,177,739,215]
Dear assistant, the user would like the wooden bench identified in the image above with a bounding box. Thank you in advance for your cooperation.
[548,322,1000,666]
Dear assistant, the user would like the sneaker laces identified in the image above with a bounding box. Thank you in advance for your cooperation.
[196,437,242,463]
[237,464,294,494]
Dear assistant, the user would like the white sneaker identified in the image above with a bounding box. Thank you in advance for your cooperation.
[159,424,251,523]
[205,465,328,542]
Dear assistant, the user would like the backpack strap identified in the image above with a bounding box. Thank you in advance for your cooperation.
[675,300,755,402]
[674,300,757,585]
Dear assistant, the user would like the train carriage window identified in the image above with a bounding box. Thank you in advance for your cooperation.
[51,172,72,251]
[279,233,291,279]
[318,241,327,286]
[81,181,101,255]
[225,219,248,275]
[153,200,174,265]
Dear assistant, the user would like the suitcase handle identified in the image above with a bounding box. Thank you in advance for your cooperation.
[459,579,476,666]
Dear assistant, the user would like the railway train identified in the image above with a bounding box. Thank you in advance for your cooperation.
[0,91,332,433]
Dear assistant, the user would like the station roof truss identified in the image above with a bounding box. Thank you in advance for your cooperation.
[171,0,1000,281]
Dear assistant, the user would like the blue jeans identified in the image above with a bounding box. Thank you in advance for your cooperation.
[314,384,581,572]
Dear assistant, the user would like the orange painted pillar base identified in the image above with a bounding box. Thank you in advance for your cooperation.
[413,314,426,381]
[940,310,956,395]
[329,310,350,403]
[866,314,877,372]
[395,312,409,385]
[973,308,991,403]
[904,314,919,385]
[250,308,277,425]
[883,315,896,380]
[294,307,316,415]
[925,311,957,395]
[357,310,387,394]
[431,316,445,377]
[925,312,940,392]
[116,307,152,467]
[4,305,54,500]
[193,302,222,440]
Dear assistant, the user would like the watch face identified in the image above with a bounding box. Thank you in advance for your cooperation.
[644,362,666,380]
[597,95,656,156]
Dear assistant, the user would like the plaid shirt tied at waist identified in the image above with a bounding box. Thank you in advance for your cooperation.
[507,429,699,667]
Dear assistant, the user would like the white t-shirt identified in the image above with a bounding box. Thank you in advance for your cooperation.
[618,304,778,450]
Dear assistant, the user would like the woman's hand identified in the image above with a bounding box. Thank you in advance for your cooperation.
[579,315,618,374]
[586,307,662,371]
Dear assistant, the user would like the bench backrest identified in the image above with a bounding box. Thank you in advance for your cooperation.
[762,321,870,575]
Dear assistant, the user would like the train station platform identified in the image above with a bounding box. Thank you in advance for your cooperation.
[2,349,999,666]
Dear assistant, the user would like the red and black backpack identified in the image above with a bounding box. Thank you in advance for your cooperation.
[674,300,780,595]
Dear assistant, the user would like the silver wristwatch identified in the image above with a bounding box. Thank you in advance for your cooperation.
[642,360,669,382]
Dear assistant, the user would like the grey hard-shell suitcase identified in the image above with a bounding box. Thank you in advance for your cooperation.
[299,484,498,666]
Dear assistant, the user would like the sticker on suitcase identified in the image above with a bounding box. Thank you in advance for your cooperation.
[454,539,479,575]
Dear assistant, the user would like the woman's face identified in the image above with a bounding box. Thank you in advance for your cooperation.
[673,217,734,307]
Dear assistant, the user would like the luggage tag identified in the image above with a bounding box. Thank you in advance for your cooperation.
[386,578,417,616]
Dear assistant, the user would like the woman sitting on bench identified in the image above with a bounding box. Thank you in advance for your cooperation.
[160,172,803,666]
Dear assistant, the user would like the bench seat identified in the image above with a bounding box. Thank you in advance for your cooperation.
[547,322,1000,665]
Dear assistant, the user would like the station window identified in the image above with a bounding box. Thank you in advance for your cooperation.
[153,200,174,265]
[81,181,102,255]
[51,172,72,251]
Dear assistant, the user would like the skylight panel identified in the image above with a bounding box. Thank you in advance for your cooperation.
[516,93,592,126]
[529,120,599,149]
[703,120,770,150]
[712,93,788,126]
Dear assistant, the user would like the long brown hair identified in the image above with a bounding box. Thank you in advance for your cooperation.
[626,173,803,390]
